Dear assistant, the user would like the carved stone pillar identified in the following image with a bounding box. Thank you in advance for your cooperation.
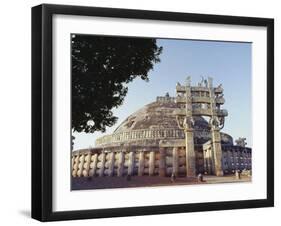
[89,153,98,177]
[159,148,166,177]
[99,151,106,177]
[117,151,124,177]
[232,150,236,171]
[249,151,252,168]
[185,129,196,177]
[127,151,135,176]
[83,152,91,177]
[237,150,241,169]
[108,152,115,176]
[172,147,179,176]
[138,151,145,176]
[207,148,213,174]
[246,151,251,169]
[149,151,155,176]
[227,149,233,172]
[175,81,196,178]
[72,155,79,177]
[203,150,208,174]
[240,151,243,169]
[243,150,247,169]
[77,154,85,177]
[71,155,75,172]
[211,128,224,176]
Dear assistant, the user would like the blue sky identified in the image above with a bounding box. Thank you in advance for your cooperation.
[73,38,252,150]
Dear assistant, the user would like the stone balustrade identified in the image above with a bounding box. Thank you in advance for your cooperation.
[95,128,233,147]
[72,144,251,178]
[176,96,212,104]
[95,128,185,146]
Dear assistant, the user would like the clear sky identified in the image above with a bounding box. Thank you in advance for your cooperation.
[73,38,252,150]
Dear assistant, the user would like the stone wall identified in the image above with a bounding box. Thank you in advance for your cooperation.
[71,144,251,178]
[72,148,165,178]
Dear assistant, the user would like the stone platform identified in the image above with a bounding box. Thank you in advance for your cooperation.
[71,175,251,190]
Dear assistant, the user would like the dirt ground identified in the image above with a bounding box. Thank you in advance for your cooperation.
[71,175,251,190]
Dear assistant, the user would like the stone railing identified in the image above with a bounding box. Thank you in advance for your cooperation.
[95,128,185,146]
[71,144,252,178]
[72,146,193,178]
[156,96,176,103]
[95,128,233,147]
[176,96,212,104]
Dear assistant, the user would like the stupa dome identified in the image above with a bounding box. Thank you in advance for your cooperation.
[95,95,233,147]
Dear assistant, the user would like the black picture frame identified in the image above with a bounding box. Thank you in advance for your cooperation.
[32,4,274,222]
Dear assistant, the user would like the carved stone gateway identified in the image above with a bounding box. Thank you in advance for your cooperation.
[175,77,228,176]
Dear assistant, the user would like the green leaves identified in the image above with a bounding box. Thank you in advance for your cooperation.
[72,35,162,133]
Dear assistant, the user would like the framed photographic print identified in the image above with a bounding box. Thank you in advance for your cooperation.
[32,4,274,221]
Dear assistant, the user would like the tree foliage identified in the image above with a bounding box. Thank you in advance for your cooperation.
[72,35,162,133]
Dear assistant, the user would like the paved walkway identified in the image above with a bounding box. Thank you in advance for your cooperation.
[72,175,251,190]
[203,175,251,183]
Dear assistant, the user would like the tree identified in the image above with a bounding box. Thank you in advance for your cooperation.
[72,35,162,133]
